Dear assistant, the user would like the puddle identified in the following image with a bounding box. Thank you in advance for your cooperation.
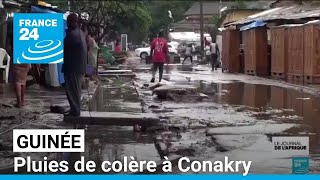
[88,79,141,113]
[135,64,320,173]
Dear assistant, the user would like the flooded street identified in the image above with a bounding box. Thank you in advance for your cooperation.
[133,61,320,174]
[1,58,320,174]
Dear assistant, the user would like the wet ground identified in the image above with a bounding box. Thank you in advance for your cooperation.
[132,60,320,174]
[1,56,320,174]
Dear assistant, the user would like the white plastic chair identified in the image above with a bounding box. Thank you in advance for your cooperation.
[0,48,10,83]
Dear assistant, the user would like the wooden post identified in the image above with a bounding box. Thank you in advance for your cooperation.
[200,1,204,60]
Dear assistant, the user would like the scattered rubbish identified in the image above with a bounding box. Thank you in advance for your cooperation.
[50,105,66,114]
[152,109,174,113]
[0,116,15,120]
[1,103,14,108]
[149,105,160,109]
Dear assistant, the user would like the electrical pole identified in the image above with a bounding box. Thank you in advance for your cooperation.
[68,1,70,11]
[220,0,222,18]
[200,1,204,60]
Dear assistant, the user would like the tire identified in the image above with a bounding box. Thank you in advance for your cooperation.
[140,52,148,59]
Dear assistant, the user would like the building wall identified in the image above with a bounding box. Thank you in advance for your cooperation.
[220,10,263,28]
[0,8,7,49]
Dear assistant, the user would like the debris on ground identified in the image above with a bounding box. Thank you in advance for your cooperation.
[50,105,66,114]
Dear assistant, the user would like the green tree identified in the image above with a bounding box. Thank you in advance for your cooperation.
[40,0,151,43]
[235,0,247,9]
[145,1,193,39]
[211,15,220,27]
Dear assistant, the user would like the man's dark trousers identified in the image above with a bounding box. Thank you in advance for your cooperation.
[211,53,218,70]
[64,73,82,116]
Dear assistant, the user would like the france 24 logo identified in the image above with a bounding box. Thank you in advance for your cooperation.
[13,13,64,64]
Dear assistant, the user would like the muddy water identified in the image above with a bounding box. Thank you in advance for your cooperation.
[203,82,320,153]
[88,78,141,113]
[135,64,320,173]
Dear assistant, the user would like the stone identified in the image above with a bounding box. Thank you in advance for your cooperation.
[152,109,174,113]
[153,85,197,94]
[64,111,160,127]
[98,70,132,74]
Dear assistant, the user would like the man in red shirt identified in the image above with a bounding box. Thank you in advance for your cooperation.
[150,31,168,83]
[115,40,122,54]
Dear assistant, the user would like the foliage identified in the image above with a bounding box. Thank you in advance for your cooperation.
[120,5,152,44]
[31,0,192,44]
[235,0,247,9]
[145,1,193,39]
[211,15,220,27]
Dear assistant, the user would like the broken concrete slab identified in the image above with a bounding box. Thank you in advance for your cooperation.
[153,85,197,94]
[152,109,174,113]
[98,70,133,74]
[102,65,121,70]
[168,94,209,102]
[98,73,136,78]
[64,111,160,126]
[152,85,198,99]
[149,83,163,90]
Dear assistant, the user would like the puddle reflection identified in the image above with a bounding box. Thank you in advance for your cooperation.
[203,82,320,153]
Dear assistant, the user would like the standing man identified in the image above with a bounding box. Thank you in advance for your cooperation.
[63,13,87,116]
[182,44,193,64]
[210,40,220,71]
[150,31,168,83]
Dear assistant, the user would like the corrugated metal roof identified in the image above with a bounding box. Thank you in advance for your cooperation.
[230,4,320,26]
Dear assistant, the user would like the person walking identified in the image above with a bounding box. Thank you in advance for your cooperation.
[87,33,99,78]
[182,44,193,64]
[210,40,220,71]
[150,31,168,83]
[115,40,122,55]
[205,44,211,65]
[62,13,87,116]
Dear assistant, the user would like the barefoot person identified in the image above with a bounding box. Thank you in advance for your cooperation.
[6,35,30,108]
[210,40,220,71]
[12,64,31,108]
[63,13,87,116]
[150,31,168,83]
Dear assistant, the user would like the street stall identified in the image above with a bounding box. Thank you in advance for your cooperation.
[287,24,304,82]
[241,20,269,76]
[270,25,288,79]
[221,28,241,73]
[303,21,320,84]
[225,4,320,83]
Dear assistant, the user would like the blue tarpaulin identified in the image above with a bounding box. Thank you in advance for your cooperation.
[240,20,266,31]
[31,6,58,14]
[31,6,65,85]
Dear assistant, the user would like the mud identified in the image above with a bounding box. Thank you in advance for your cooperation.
[1,58,320,174]
[134,63,320,174]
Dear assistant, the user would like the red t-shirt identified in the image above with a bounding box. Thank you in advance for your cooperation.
[115,45,121,54]
[151,38,168,63]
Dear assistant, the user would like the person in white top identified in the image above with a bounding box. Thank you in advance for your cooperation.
[205,44,211,64]
[182,44,193,64]
[210,40,220,71]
